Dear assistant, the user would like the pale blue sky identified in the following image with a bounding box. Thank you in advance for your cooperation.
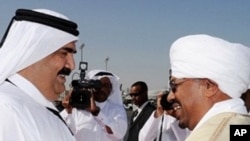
[1,0,250,91]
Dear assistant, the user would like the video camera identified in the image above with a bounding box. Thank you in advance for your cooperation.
[69,62,102,110]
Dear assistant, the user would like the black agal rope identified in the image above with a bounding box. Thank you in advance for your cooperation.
[0,9,79,47]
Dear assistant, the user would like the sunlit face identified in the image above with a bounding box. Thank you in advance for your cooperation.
[93,77,112,103]
[167,77,206,130]
[19,42,77,101]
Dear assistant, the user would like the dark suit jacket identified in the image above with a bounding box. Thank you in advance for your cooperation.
[127,102,156,141]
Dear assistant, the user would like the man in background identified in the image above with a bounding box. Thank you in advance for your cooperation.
[126,81,156,141]
[61,69,128,141]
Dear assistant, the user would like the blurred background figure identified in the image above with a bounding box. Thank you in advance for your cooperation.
[61,69,128,141]
[126,81,156,141]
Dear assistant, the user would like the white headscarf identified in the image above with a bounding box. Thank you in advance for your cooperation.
[0,9,78,84]
[170,34,250,98]
[85,69,123,105]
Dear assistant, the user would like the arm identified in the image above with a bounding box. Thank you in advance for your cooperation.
[60,93,76,134]
[139,111,162,141]
[139,92,165,141]
[94,103,128,140]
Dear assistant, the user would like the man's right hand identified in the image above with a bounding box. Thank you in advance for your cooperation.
[154,92,165,118]
[62,91,73,114]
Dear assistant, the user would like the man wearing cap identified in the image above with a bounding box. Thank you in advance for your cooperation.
[167,34,250,141]
[0,9,79,140]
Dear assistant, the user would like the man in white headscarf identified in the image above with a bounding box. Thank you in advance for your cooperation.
[167,34,250,141]
[61,69,128,141]
[0,9,79,141]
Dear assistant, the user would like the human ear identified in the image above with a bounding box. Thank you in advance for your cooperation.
[204,79,218,97]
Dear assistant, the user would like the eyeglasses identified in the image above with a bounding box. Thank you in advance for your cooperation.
[169,78,199,93]
[169,78,187,93]
[169,78,215,93]
[129,93,141,97]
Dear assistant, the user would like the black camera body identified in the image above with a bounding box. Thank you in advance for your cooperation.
[69,62,102,110]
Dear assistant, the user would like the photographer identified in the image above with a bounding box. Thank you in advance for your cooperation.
[139,91,189,141]
[60,69,128,141]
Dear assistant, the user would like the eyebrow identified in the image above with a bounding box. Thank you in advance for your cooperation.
[62,47,77,54]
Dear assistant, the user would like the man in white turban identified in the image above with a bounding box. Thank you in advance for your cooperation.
[61,69,128,141]
[0,9,79,141]
[167,34,250,141]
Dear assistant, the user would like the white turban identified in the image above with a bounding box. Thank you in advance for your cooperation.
[170,34,250,98]
[86,69,123,106]
[0,9,78,84]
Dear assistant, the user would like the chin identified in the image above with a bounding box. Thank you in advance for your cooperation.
[178,120,188,129]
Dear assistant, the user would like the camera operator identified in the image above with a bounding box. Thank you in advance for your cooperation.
[60,69,128,141]
[139,90,190,141]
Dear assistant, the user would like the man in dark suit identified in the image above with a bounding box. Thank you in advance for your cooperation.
[126,81,156,141]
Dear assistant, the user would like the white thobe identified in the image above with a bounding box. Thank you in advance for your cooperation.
[61,100,128,141]
[139,112,189,141]
[0,74,75,141]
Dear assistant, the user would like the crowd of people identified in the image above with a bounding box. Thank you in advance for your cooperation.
[0,8,250,141]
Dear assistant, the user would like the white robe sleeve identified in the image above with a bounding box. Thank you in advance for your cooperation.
[139,111,161,141]
[60,109,77,134]
[94,103,128,140]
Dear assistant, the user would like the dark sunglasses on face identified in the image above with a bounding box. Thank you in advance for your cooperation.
[129,93,140,97]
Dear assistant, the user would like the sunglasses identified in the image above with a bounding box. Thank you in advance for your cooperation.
[129,92,141,97]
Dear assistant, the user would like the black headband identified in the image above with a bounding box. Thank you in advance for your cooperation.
[95,72,114,77]
[0,9,79,47]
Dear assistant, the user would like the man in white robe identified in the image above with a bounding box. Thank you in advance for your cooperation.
[61,69,128,141]
[0,8,79,141]
[167,34,250,141]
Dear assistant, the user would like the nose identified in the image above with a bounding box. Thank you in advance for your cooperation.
[66,53,75,70]
[167,91,175,103]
